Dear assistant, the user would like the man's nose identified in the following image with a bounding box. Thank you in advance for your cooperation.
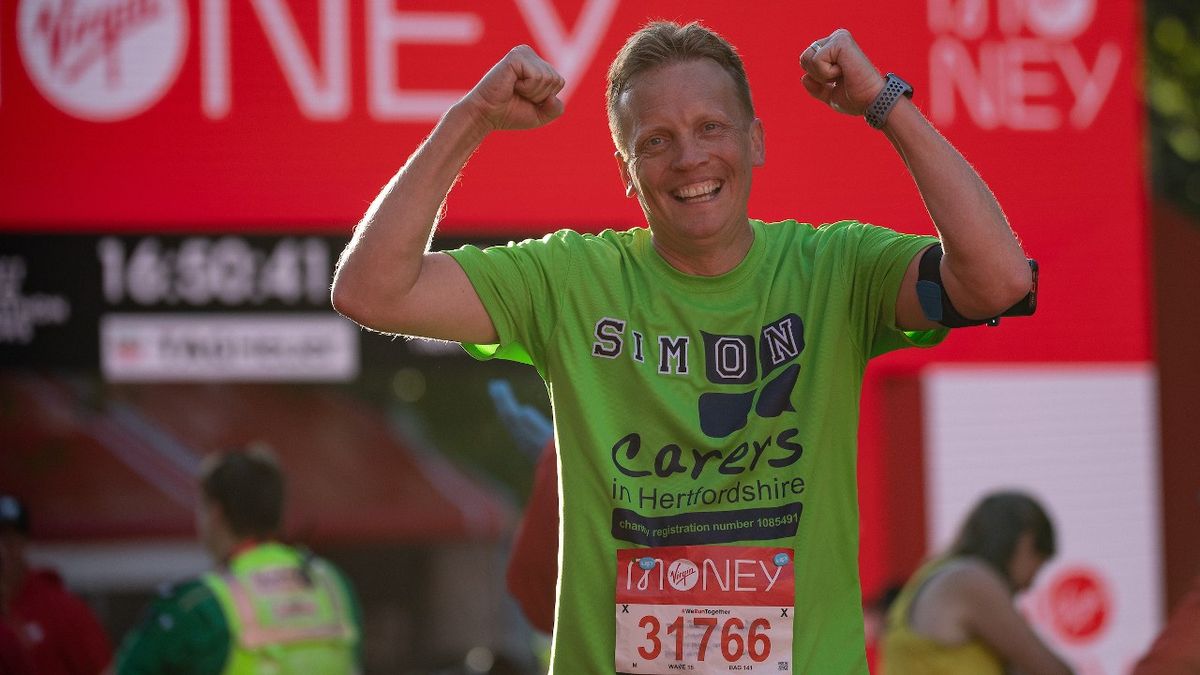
[671,135,708,171]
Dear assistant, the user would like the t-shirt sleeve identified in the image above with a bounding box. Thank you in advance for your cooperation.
[831,221,947,358]
[445,232,576,374]
[114,580,230,675]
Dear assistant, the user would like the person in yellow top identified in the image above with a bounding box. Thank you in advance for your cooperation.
[882,491,1074,675]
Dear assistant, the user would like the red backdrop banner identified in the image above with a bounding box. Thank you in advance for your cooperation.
[0,0,1149,598]
[0,0,1148,362]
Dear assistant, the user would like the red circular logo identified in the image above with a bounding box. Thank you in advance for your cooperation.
[1045,568,1111,643]
[18,0,189,122]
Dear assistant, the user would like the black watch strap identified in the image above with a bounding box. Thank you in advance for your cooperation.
[864,73,913,129]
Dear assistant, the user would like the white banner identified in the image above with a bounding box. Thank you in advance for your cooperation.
[923,364,1161,675]
[101,313,358,382]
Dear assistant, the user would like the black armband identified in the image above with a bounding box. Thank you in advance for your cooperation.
[915,244,1038,328]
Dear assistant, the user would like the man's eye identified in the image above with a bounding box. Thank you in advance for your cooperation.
[640,137,665,152]
[703,122,722,132]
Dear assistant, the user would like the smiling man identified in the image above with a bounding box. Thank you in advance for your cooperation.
[332,20,1034,674]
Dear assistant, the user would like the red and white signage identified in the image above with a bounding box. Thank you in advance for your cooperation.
[927,0,1121,130]
[1041,566,1113,645]
[17,0,190,121]
[0,0,1149,363]
[616,546,794,674]
[100,312,359,381]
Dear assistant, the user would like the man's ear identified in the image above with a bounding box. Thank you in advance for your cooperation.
[615,150,636,198]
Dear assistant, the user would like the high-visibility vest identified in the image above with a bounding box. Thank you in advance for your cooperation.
[204,543,359,675]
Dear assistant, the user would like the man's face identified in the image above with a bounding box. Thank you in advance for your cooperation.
[615,58,764,254]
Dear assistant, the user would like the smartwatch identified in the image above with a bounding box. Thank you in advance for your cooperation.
[864,73,913,129]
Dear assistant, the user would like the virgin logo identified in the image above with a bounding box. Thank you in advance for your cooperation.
[666,560,699,592]
[18,0,188,121]
[1045,567,1110,643]
[1023,0,1096,40]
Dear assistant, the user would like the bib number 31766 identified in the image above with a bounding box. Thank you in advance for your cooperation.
[616,545,794,674]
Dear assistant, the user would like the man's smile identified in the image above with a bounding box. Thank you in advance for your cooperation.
[672,179,723,203]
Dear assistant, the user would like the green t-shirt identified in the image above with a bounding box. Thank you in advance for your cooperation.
[114,543,363,675]
[449,219,944,674]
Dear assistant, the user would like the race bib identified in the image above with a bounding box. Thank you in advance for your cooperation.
[616,545,794,674]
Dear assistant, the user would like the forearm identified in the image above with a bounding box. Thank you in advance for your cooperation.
[882,100,1032,318]
[330,45,561,339]
[331,102,490,318]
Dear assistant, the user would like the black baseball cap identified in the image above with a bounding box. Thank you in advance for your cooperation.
[0,495,29,534]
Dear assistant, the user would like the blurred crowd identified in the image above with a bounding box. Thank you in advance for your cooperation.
[2,440,1197,674]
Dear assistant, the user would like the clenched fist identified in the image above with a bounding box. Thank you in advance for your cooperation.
[462,45,567,132]
[799,29,887,117]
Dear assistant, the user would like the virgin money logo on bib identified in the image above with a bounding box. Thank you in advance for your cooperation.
[18,0,188,121]
[666,559,699,592]
[616,546,795,674]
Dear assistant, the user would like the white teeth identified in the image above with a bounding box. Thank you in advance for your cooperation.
[674,180,721,199]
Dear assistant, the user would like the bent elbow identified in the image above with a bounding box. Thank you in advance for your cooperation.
[948,264,1033,320]
[992,260,1035,313]
[330,274,374,327]
[330,270,419,335]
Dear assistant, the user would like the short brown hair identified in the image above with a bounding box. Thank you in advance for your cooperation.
[606,21,755,155]
[200,445,284,539]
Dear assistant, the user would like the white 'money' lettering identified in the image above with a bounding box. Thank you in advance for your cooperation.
[926,0,1119,131]
[196,0,617,122]
[367,4,482,121]
[203,0,349,120]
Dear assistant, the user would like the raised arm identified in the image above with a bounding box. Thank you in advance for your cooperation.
[799,29,1032,330]
[331,46,565,343]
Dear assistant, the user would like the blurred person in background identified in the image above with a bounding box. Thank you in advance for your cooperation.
[488,379,557,636]
[1131,569,1200,674]
[862,583,902,671]
[0,542,34,675]
[882,490,1073,675]
[113,446,363,674]
[0,494,112,674]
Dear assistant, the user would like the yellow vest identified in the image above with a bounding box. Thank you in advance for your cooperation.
[881,558,1004,675]
[204,542,358,675]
